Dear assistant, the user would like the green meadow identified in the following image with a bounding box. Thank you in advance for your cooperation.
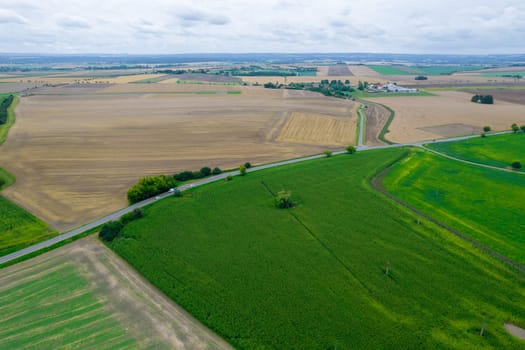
[109,148,525,349]
[383,149,525,265]
[426,133,525,171]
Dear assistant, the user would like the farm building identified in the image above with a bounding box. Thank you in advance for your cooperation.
[368,83,418,93]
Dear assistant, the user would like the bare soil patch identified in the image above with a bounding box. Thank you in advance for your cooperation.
[0,236,233,349]
[362,102,390,146]
[463,89,525,106]
[371,91,525,143]
[504,323,525,341]
[276,111,356,146]
[162,73,241,83]
[0,84,357,230]
[328,64,353,76]
[418,123,481,137]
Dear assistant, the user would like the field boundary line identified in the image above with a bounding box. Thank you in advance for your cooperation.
[370,155,525,275]
[359,100,395,145]
[420,145,525,175]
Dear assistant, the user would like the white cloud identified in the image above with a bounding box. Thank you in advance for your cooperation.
[0,0,522,54]
[0,8,27,24]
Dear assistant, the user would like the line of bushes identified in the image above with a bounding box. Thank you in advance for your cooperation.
[471,94,493,104]
[127,166,223,204]
[99,208,143,242]
[0,95,14,125]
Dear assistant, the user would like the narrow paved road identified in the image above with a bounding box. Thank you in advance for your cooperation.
[0,128,517,265]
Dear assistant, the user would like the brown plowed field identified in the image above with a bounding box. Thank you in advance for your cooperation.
[463,89,525,105]
[328,64,353,76]
[276,111,356,146]
[0,85,357,230]
[371,91,525,143]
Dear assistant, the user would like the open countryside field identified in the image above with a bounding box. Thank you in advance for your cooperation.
[463,89,525,105]
[109,148,525,349]
[426,133,525,171]
[362,102,391,146]
[383,149,525,265]
[370,91,525,143]
[0,84,357,231]
[0,236,231,349]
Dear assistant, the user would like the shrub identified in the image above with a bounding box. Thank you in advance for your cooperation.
[173,189,183,197]
[99,221,124,242]
[225,175,233,181]
[120,208,144,225]
[481,132,486,138]
[415,75,428,80]
[275,190,294,209]
[323,150,333,158]
[511,161,522,169]
[127,175,177,204]
[174,171,194,182]
[483,126,491,132]
[212,167,222,175]
[200,167,212,177]
[471,95,493,104]
[244,162,252,169]
[512,123,519,133]
[239,165,247,176]
[521,125,525,132]
[346,145,356,154]
[192,171,204,179]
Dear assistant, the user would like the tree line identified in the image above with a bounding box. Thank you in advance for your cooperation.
[127,166,223,204]
[0,95,14,125]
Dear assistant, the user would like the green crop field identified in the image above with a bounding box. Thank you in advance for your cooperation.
[108,148,525,349]
[367,65,412,75]
[0,263,141,349]
[479,71,525,77]
[368,65,485,76]
[0,167,56,257]
[426,133,525,171]
[383,149,525,265]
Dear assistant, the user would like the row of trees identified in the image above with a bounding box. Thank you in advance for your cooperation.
[0,95,14,125]
[99,208,144,242]
[127,166,223,204]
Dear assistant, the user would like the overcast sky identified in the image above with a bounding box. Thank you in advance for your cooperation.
[0,0,523,54]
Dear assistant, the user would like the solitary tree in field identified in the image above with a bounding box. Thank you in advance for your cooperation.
[275,190,294,209]
[483,126,491,132]
[512,123,519,133]
[346,145,356,154]
[511,161,522,169]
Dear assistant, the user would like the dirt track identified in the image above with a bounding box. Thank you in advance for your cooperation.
[0,236,233,349]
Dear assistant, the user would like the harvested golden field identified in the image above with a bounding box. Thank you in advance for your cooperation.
[276,111,356,146]
[0,85,357,230]
[370,91,525,143]
[0,236,232,350]
[107,74,165,84]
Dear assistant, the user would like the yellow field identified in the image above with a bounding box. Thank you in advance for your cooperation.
[0,85,357,230]
[370,91,525,143]
[277,112,356,146]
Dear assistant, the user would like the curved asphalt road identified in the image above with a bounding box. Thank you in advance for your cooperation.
[0,129,518,265]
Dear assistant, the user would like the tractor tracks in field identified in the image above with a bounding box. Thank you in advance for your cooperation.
[370,159,525,275]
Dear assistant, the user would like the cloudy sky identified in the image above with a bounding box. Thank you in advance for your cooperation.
[0,0,523,54]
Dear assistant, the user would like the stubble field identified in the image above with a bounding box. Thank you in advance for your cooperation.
[0,84,357,231]
[370,91,525,143]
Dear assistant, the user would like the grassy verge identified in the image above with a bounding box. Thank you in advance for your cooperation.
[108,148,525,349]
[369,101,396,144]
[0,94,18,145]
[383,149,525,265]
[425,133,525,171]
